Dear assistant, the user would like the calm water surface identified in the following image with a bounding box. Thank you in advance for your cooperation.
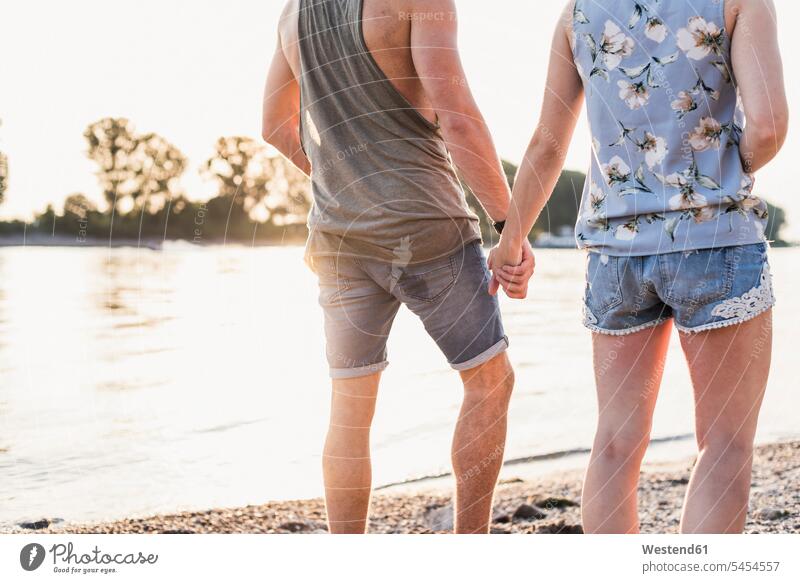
[0,245,797,527]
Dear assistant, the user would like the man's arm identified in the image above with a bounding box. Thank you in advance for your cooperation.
[493,3,584,292]
[730,0,789,174]
[409,0,511,226]
[262,25,311,175]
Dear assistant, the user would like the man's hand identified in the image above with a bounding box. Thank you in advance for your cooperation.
[488,240,535,299]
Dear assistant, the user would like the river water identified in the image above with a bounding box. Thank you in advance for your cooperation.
[0,244,796,527]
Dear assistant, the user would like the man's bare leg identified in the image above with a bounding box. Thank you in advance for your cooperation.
[452,352,515,534]
[322,372,381,534]
[679,311,772,533]
[582,323,671,533]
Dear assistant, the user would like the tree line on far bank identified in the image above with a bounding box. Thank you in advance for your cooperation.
[0,117,789,246]
[0,117,312,244]
[0,120,8,207]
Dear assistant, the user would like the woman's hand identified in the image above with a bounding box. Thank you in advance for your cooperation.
[488,240,535,299]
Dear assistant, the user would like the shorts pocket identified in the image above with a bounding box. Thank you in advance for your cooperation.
[585,254,623,315]
[313,256,352,305]
[661,247,734,307]
[398,256,457,302]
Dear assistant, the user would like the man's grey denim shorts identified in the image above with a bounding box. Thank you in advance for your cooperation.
[310,241,508,379]
[583,243,776,335]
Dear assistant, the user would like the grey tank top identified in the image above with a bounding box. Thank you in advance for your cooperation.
[572,0,768,256]
[297,0,481,264]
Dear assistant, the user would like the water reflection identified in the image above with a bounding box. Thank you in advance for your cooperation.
[0,245,796,528]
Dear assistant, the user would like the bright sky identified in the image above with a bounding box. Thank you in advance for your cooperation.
[1,0,798,237]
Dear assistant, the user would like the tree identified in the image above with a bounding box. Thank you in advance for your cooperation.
[202,136,272,215]
[765,201,787,245]
[0,118,7,205]
[0,150,7,206]
[460,160,587,242]
[63,193,97,220]
[130,132,187,213]
[532,169,586,237]
[264,156,311,225]
[84,118,140,214]
[84,118,186,215]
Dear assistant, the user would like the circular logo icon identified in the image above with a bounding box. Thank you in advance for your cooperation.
[20,543,46,571]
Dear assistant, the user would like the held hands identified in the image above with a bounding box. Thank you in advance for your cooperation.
[487,239,535,299]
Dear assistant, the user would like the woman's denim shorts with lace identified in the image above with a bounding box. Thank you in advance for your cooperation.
[583,243,775,335]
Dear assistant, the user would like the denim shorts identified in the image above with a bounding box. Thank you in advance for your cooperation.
[583,243,776,335]
[311,241,508,379]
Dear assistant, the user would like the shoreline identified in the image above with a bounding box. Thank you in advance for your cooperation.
[10,440,798,535]
[377,432,697,493]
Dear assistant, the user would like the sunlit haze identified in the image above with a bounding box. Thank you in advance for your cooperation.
[1,0,798,237]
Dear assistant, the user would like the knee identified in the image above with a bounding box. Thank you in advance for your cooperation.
[463,353,514,404]
[697,431,754,463]
[593,423,651,465]
[495,358,515,402]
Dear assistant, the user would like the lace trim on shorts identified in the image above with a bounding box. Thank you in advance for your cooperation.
[710,264,775,321]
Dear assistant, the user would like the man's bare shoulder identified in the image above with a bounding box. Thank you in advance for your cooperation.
[278,0,300,37]
[280,0,299,19]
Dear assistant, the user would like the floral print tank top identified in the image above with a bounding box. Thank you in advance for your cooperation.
[571,0,768,256]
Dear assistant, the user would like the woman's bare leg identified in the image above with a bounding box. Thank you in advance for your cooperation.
[679,311,772,533]
[582,322,672,533]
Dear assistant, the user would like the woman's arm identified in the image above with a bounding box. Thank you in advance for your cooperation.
[730,0,789,174]
[491,3,584,286]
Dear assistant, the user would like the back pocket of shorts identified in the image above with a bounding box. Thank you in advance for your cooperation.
[661,247,733,307]
[585,254,623,315]
[398,257,456,302]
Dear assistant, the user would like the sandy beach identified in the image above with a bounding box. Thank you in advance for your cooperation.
[10,441,798,535]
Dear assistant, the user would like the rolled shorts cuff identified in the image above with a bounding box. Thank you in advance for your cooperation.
[329,361,389,380]
[451,337,509,372]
